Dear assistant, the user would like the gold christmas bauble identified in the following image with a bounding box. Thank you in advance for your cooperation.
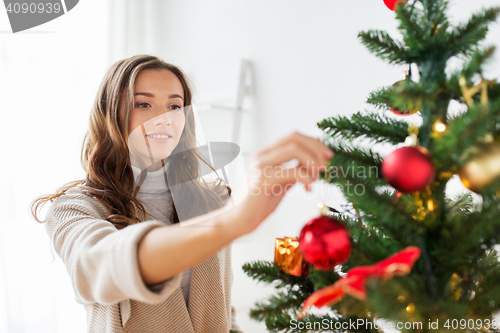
[459,143,500,192]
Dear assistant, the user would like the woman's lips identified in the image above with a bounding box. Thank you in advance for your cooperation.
[146,133,172,143]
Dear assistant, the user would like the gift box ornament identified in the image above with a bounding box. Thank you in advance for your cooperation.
[274,236,309,277]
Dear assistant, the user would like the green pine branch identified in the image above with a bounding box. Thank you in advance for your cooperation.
[470,251,500,315]
[466,201,500,251]
[367,80,430,115]
[396,4,426,50]
[447,46,497,100]
[358,30,411,64]
[365,277,425,324]
[329,176,418,248]
[242,261,313,289]
[249,289,311,321]
[422,0,450,29]
[438,191,500,282]
[366,87,393,110]
[489,79,500,103]
[306,268,341,290]
[318,111,408,145]
[461,46,496,79]
[322,143,384,179]
[449,7,500,57]
[340,214,402,267]
[445,192,476,217]
[431,100,500,171]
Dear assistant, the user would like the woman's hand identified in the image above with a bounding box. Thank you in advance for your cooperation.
[226,131,334,237]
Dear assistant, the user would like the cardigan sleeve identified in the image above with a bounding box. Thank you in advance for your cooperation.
[44,188,183,306]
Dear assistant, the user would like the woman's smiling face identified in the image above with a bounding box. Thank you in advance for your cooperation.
[126,69,186,170]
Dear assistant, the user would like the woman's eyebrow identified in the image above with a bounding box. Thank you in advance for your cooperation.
[134,92,184,100]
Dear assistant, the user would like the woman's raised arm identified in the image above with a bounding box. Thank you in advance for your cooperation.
[137,131,334,285]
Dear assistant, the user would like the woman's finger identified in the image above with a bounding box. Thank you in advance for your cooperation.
[271,165,316,192]
[257,131,333,168]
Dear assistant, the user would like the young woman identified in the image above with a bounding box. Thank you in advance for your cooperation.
[32,55,333,333]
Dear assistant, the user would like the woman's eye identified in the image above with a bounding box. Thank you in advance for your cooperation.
[135,102,151,109]
[169,105,182,110]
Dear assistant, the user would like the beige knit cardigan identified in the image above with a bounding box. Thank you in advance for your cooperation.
[44,187,243,333]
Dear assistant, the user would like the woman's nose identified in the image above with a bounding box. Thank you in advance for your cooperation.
[153,111,172,126]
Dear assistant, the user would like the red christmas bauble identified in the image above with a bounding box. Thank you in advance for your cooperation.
[383,0,407,11]
[382,146,435,193]
[388,80,419,116]
[298,215,351,271]
[389,107,413,116]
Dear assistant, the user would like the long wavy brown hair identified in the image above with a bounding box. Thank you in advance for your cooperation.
[31,55,230,229]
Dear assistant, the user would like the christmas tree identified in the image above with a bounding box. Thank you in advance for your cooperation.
[242,0,500,332]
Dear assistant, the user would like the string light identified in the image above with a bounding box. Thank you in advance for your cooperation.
[434,122,447,132]
[317,202,339,215]
[318,203,330,216]
[406,303,415,313]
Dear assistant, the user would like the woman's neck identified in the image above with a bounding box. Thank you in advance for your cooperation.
[130,163,170,194]
[146,162,163,172]
[132,159,167,172]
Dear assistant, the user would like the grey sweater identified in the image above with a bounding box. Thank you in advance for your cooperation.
[130,165,191,304]
[44,172,243,333]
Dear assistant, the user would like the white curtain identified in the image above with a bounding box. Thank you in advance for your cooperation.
[0,1,116,332]
[107,0,166,64]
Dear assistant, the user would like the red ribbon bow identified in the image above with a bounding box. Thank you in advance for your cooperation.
[297,246,421,319]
